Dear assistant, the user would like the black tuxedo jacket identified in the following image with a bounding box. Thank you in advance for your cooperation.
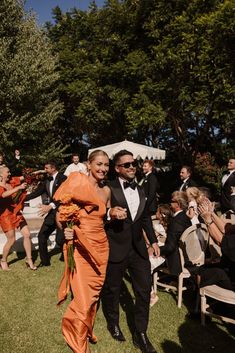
[179,178,197,191]
[25,172,67,217]
[221,172,235,212]
[142,172,160,214]
[105,179,157,263]
[160,210,191,275]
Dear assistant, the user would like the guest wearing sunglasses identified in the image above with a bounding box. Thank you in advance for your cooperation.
[159,191,191,276]
[102,149,159,353]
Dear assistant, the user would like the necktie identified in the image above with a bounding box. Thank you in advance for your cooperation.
[47,176,53,181]
[123,181,137,190]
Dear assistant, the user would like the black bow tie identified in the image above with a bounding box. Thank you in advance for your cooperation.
[47,176,53,182]
[123,181,137,190]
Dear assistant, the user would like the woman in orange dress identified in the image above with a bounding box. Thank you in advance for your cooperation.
[0,166,37,271]
[55,150,126,353]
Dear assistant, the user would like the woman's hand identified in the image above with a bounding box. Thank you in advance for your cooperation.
[110,206,127,220]
[64,227,74,240]
[198,202,212,223]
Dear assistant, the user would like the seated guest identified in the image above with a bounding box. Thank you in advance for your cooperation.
[152,204,173,245]
[160,191,191,275]
[198,199,235,291]
[186,187,204,225]
[178,165,197,191]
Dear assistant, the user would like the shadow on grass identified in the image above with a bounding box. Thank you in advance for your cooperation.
[8,250,39,265]
[162,315,235,353]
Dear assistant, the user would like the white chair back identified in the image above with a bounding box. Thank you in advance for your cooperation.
[179,224,209,268]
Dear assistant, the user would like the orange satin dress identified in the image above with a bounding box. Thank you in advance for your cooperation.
[54,173,109,353]
[0,177,26,232]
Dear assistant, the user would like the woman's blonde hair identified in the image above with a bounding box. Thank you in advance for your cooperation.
[186,187,203,202]
[88,150,109,163]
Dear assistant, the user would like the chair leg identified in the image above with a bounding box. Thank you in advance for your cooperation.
[153,271,158,293]
[201,295,206,326]
[178,275,183,308]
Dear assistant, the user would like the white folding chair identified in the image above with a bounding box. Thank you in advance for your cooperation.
[153,224,209,308]
[200,285,235,325]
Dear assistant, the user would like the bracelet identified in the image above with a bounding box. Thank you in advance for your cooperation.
[205,220,213,226]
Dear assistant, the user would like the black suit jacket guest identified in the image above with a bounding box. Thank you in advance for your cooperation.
[25,172,66,208]
[230,194,235,212]
[160,210,191,275]
[221,172,235,213]
[142,172,160,215]
[105,178,156,263]
[25,172,67,265]
[179,178,197,192]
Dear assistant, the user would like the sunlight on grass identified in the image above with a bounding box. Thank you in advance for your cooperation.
[0,252,234,353]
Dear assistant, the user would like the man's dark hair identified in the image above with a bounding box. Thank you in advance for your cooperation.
[45,160,58,169]
[113,150,133,166]
[72,153,79,157]
[181,165,192,175]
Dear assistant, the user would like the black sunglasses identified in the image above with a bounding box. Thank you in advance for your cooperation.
[117,160,138,169]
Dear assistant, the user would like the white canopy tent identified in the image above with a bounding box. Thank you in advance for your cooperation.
[88,140,165,160]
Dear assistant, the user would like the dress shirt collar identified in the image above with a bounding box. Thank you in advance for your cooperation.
[174,210,183,217]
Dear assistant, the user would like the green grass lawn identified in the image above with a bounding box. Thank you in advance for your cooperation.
[0,251,234,353]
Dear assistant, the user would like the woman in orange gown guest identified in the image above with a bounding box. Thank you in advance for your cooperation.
[0,166,37,271]
[54,150,127,353]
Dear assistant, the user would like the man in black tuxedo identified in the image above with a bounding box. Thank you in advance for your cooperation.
[25,161,67,266]
[221,158,235,213]
[178,165,197,191]
[160,191,191,276]
[102,150,159,353]
[142,160,160,216]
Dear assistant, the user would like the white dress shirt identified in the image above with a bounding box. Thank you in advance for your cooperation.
[119,177,140,220]
[49,172,58,209]
[64,163,87,176]
[222,170,235,186]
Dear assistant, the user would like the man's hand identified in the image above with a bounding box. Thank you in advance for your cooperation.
[151,242,160,257]
[38,204,52,217]
[110,206,127,220]
[18,182,27,190]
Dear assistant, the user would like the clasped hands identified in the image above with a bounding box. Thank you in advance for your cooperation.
[109,206,127,220]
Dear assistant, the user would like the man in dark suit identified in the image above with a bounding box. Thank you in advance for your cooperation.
[102,150,159,353]
[160,191,191,276]
[142,160,160,216]
[179,165,197,191]
[221,158,235,213]
[25,161,67,266]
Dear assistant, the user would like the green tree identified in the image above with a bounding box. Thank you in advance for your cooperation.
[47,0,235,164]
[0,0,66,164]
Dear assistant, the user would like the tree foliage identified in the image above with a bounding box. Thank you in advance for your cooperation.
[46,0,234,164]
[0,0,66,164]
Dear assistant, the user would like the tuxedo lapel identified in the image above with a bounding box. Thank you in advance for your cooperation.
[110,179,132,220]
[46,179,50,196]
[52,173,60,196]
[134,186,146,221]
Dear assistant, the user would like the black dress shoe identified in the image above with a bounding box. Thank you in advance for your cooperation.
[38,262,51,267]
[133,332,157,353]
[107,324,126,342]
